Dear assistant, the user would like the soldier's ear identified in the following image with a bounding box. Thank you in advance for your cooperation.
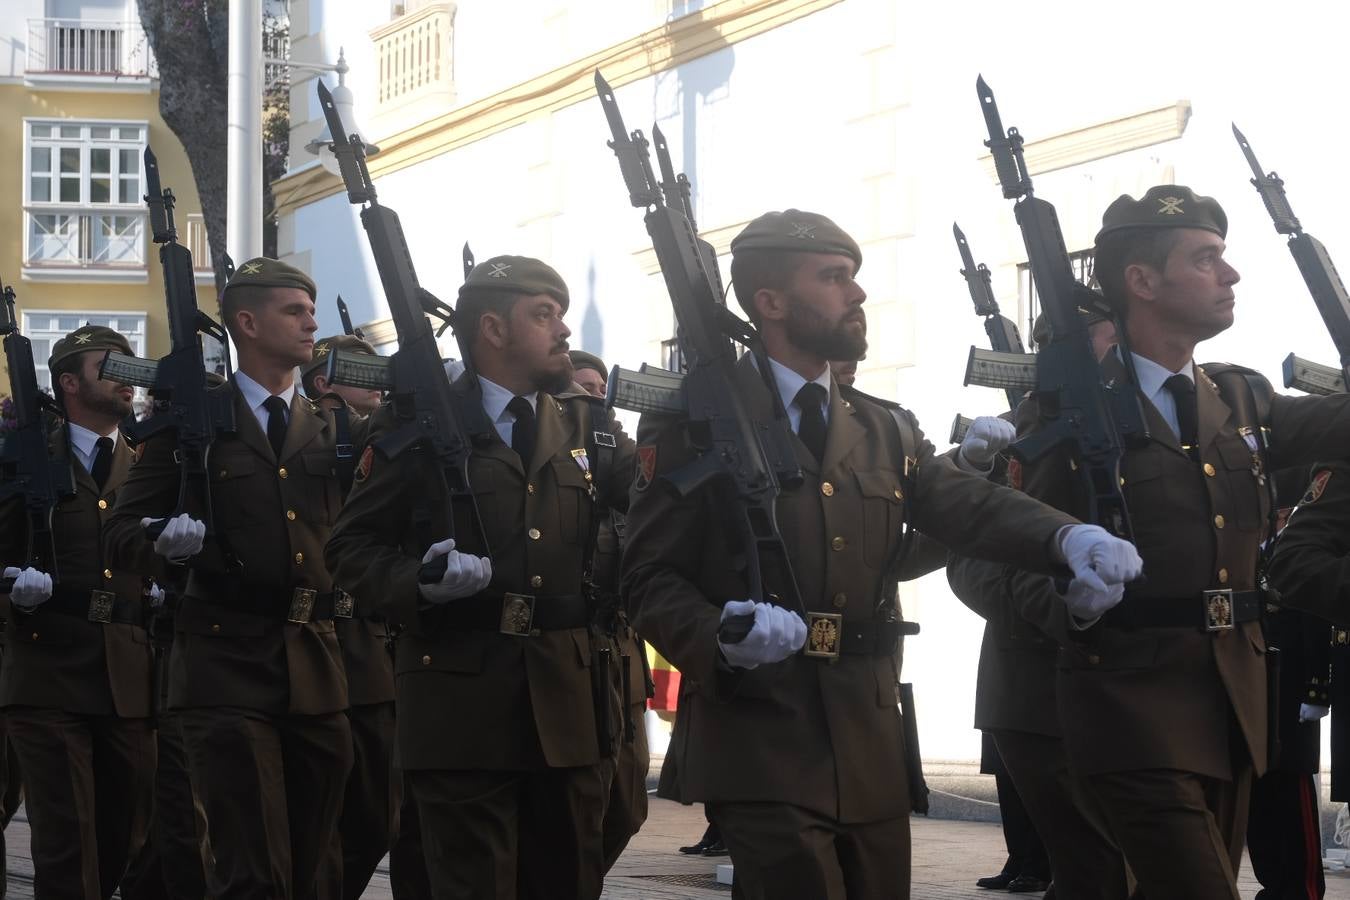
[1122,262,1158,304]
[753,287,789,323]
[479,309,511,350]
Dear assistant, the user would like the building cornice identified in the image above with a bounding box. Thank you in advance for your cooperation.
[980,101,1192,179]
[273,0,843,217]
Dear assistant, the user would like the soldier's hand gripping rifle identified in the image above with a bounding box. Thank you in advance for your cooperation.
[595,71,804,643]
[1233,126,1350,395]
[317,79,491,581]
[976,77,1147,541]
[97,146,236,543]
[0,279,76,591]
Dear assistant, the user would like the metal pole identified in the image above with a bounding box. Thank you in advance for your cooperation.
[227,0,263,262]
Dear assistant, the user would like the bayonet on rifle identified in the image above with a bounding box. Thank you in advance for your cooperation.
[462,243,475,281]
[954,222,1025,409]
[337,295,364,340]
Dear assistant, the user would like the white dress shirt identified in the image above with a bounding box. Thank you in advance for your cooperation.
[234,369,296,434]
[478,375,539,446]
[67,421,119,475]
[765,356,832,434]
[1127,351,1194,439]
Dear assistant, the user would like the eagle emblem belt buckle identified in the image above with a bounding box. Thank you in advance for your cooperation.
[500,593,536,637]
[87,590,116,624]
[1203,589,1235,632]
[804,612,842,659]
[333,589,355,619]
[288,588,317,625]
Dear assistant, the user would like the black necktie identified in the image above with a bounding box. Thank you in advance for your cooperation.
[508,396,536,465]
[795,383,828,463]
[263,395,289,459]
[1163,374,1198,451]
[91,436,113,492]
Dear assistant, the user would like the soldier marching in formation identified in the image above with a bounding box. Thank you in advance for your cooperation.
[4,74,1350,900]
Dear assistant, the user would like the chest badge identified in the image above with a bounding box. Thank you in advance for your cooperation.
[570,448,591,477]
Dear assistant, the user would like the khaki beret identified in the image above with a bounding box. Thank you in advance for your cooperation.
[301,333,377,378]
[1095,185,1227,244]
[459,255,569,312]
[569,350,606,375]
[731,210,862,271]
[1031,306,1111,346]
[224,256,317,300]
[48,324,132,371]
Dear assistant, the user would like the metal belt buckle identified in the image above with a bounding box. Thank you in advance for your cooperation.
[500,593,536,636]
[288,588,317,625]
[87,590,116,624]
[333,589,355,619]
[1203,589,1235,632]
[804,612,842,659]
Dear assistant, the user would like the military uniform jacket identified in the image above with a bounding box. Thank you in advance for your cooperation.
[324,377,636,771]
[621,356,1078,824]
[1269,460,1350,629]
[104,384,356,716]
[0,427,151,717]
[1018,353,1350,780]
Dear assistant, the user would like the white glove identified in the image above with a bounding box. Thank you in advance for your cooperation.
[716,599,807,670]
[3,566,52,611]
[1055,524,1143,590]
[959,416,1017,470]
[1300,703,1331,723]
[147,582,166,610]
[417,538,492,605]
[142,514,205,562]
[1062,576,1125,625]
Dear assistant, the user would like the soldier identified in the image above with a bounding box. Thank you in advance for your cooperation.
[569,349,654,871]
[621,209,1141,900]
[105,258,357,899]
[1012,185,1350,899]
[0,324,156,899]
[325,256,636,900]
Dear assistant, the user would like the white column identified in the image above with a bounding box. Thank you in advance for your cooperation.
[227,0,264,262]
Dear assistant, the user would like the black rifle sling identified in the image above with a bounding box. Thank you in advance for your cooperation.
[881,403,920,613]
[332,404,356,495]
[1203,364,1280,566]
[576,395,616,597]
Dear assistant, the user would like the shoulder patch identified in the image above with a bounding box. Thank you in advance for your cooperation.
[354,445,374,483]
[1302,469,1332,506]
[634,444,658,492]
[1006,458,1023,492]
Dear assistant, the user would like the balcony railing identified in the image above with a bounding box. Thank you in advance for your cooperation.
[185,214,214,273]
[24,208,146,269]
[27,18,157,78]
[371,2,456,114]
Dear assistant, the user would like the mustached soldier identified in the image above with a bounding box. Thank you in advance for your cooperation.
[105,258,360,899]
[0,324,155,899]
[621,210,1140,900]
[326,256,636,900]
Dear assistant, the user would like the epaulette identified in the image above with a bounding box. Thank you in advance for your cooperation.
[1198,361,1274,408]
[839,382,903,412]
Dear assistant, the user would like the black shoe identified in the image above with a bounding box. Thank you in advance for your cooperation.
[1007,875,1051,893]
[976,873,1015,890]
[679,838,714,854]
[701,840,730,857]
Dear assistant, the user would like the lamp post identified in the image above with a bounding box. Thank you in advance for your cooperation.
[289,48,381,175]
[226,1,263,262]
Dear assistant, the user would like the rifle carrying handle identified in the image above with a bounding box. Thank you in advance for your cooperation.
[717,613,754,643]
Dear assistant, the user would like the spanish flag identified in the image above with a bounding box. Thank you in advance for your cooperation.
[645,642,681,711]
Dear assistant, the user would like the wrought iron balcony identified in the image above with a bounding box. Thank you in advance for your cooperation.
[26,18,157,79]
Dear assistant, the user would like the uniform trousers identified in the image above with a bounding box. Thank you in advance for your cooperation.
[388,784,433,899]
[6,706,156,900]
[316,700,399,900]
[1247,769,1325,900]
[178,706,353,900]
[993,729,1130,899]
[0,712,21,898]
[1086,761,1252,900]
[707,801,910,900]
[406,761,610,900]
[119,711,209,899]
[601,701,650,872]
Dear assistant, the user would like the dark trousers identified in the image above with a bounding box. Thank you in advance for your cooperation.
[1087,762,1252,900]
[119,712,209,900]
[179,706,353,900]
[0,716,22,898]
[1248,769,1325,900]
[388,783,433,899]
[708,801,909,900]
[407,763,610,900]
[994,729,1130,899]
[316,701,399,900]
[601,702,650,872]
[6,706,156,900]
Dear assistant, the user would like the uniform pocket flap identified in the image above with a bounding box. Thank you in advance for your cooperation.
[175,601,268,637]
[396,632,486,675]
[854,470,903,503]
[551,458,592,490]
[302,451,339,478]
[1216,440,1254,471]
[210,456,257,481]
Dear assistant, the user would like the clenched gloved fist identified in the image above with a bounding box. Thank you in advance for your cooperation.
[958,416,1017,470]
[716,600,807,670]
[417,538,492,605]
[142,513,206,562]
[1299,703,1330,723]
[1061,576,1125,626]
[2,566,52,611]
[1054,524,1143,589]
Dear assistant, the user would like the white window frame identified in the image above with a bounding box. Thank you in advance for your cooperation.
[22,309,148,392]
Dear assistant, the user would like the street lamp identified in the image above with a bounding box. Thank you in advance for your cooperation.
[268,47,380,176]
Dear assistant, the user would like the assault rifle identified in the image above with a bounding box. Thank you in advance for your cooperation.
[1233,125,1350,395]
[976,77,1147,540]
[0,278,76,589]
[595,71,804,642]
[317,79,490,577]
[98,146,236,541]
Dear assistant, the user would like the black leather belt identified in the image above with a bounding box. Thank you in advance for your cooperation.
[452,593,590,636]
[804,612,921,660]
[1102,589,1263,632]
[33,588,145,627]
[193,586,337,623]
